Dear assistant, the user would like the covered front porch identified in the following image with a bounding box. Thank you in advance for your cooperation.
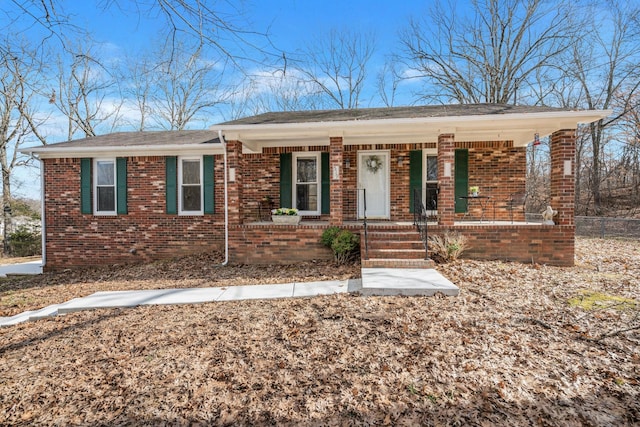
[215,105,609,268]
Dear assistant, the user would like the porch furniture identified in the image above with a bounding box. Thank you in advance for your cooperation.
[459,195,493,223]
[505,192,527,223]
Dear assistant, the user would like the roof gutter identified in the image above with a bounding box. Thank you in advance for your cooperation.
[217,130,229,267]
[21,143,224,159]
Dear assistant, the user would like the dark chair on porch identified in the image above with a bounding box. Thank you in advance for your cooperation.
[505,192,527,224]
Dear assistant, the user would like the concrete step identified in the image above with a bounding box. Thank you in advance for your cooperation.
[366,248,428,259]
[362,258,435,269]
[367,239,425,250]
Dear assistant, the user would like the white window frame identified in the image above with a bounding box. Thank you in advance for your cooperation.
[178,156,204,216]
[292,152,321,216]
[423,149,438,215]
[93,158,117,216]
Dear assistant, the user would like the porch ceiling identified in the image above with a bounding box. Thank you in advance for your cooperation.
[213,109,610,152]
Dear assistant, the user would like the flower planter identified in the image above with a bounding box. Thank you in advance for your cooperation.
[271,215,301,225]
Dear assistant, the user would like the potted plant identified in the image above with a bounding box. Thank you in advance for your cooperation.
[469,186,479,197]
[271,207,301,225]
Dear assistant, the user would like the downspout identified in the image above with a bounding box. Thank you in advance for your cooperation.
[218,130,229,266]
[34,155,46,270]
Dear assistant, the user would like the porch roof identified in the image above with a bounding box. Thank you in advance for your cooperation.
[214,103,611,151]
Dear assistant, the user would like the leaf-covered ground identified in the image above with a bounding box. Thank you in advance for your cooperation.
[1,237,639,425]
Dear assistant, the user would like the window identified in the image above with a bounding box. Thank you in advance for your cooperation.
[293,153,320,215]
[425,153,438,213]
[94,159,116,215]
[179,157,203,214]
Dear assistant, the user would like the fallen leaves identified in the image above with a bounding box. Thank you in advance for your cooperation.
[0,238,638,425]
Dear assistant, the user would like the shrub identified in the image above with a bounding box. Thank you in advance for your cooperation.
[428,231,468,263]
[321,227,360,264]
[6,225,42,257]
[321,226,342,248]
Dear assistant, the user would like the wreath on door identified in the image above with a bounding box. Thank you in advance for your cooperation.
[365,155,383,174]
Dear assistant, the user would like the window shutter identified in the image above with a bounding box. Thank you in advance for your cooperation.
[80,158,92,214]
[280,153,292,208]
[166,156,177,214]
[409,150,423,213]
[454,149,469,213]
[321,152,330,214]
[116,157,128,214]
[203,155,215,214]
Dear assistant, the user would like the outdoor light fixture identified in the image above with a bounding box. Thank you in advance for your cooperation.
[345,158,351,168]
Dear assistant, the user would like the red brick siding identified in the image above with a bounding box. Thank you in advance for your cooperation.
[43,156,224,269]
[428,224,575,266]
[228,224,336,263]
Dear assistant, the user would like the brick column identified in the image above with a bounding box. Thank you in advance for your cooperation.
[330,136,343,225]
[226,140,243,225]
[550,129,576,226]
[438,133,456,226]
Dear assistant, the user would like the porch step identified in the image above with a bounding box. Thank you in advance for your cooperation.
[362,258,435,269]
[362,227,433,268]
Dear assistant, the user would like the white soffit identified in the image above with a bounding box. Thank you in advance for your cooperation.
[216,109,611,150]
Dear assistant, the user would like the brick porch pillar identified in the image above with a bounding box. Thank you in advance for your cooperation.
[438,133,456,226]
[330,136,343,225]
[549,129,576,226]
[226,140,243,225]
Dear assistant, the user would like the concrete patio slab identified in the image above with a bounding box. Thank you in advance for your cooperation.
[359,268,459,297]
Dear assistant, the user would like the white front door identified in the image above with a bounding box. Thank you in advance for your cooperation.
[358,151,390,219]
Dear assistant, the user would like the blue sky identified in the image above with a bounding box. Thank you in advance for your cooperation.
[13,0,430,199]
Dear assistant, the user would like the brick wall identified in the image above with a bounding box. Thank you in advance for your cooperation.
[43,156,224,269]
[228,223,338,263]
[428,224,575,266]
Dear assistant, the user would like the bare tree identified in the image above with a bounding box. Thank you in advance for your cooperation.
[296,29,376,109]
[4,0,270,68]
[401,0,574,104]
[561,1,640,214]
[0,41,49,250]
[376,59,403,108]
[53,42,123,139]
[139,44,227,130]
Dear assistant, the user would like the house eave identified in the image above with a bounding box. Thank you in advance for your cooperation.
[21,143,224,159]
[212,109,612,150]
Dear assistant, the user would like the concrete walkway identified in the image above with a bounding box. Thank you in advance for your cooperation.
[0,260,42,277]
[0,265,458,327]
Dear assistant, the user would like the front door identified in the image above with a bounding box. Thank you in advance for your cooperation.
[358,151,390,219]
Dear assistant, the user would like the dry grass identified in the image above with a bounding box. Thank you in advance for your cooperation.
[0,237,639,425]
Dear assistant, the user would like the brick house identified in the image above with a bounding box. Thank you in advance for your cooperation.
[24,104,609,270]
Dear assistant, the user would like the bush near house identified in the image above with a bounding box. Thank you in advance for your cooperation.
[321,227,360,264]
[6,225,41,257]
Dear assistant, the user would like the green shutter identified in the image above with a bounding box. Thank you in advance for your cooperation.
[321,152,330,214]
[280,153,292,208]
[409,150,423,213]
[80,158,92,214]
[454,149,469,213]
[203,155,215,214]
[116,157,128,215]
[166,156,177,214]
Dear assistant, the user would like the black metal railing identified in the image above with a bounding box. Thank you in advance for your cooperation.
[413,188,429,259]
[343,188,369,259]
[360,188,368,260]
